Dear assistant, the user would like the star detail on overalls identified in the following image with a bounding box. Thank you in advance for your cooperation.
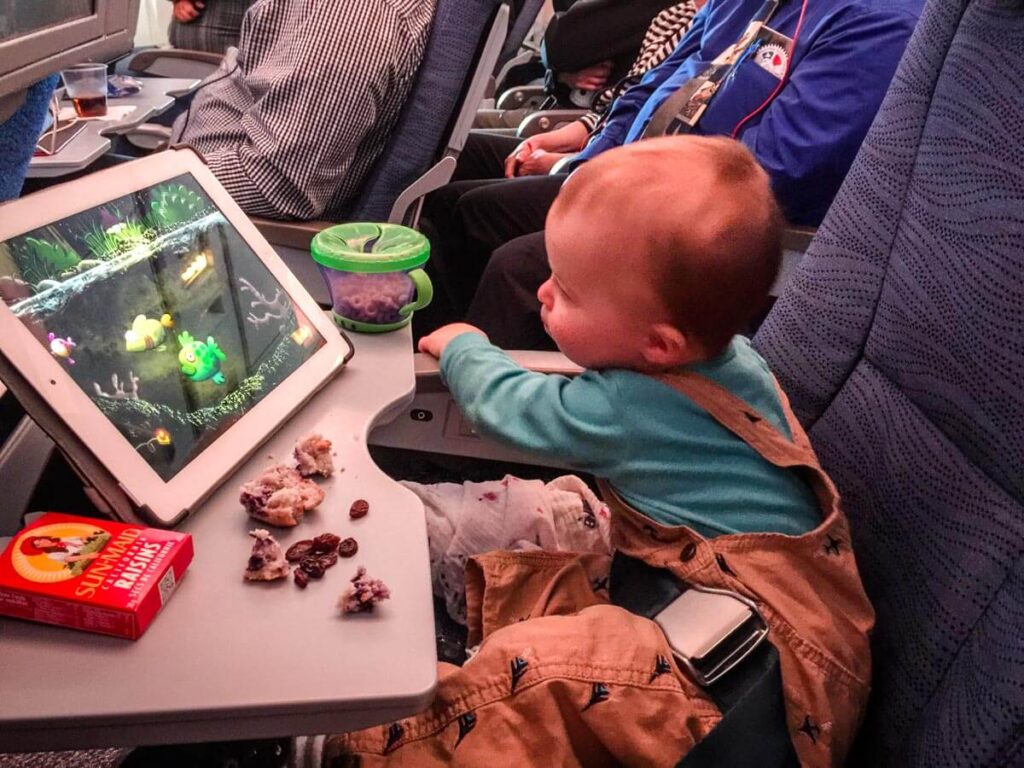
[715,553,736,576]
[384,722,404,753]
[823,534,843,556]
[649,655,673,683]
[582,682,610,711]
[798,715,821,744]
[510,657,529,693]
[454,712,477,750]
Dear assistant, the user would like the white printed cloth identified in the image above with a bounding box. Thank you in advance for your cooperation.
[402,475,611,625]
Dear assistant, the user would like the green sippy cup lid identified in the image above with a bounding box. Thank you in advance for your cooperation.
[310,223,430,274]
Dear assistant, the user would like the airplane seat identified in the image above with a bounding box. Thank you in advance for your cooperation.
[347,0,507,225]
[753,0,1024,764]
[0,75,58,203]
[253,0,510,305]
[489,0,547,98]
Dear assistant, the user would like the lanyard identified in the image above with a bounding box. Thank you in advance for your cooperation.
[641,0,782,138]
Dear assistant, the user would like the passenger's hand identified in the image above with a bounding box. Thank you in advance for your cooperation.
[558,60,613,92]
[516,149,567,177]
[506,125,590,176]
[173,0,204,23]
[505,138,540,178]
[418,323,489,359]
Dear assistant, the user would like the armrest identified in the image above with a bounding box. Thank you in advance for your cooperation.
[121,123,172,151]
[471,126,520,138]
[782,226,816,253]
[474,107,530,130]
[127,48,223,80]
[251,218,336,251]
[516,109,587,138]
[369,352,581,466]
[414,350,581,380]
[497,84,547,111]
[771,227,817,298]
[493,49,540,96]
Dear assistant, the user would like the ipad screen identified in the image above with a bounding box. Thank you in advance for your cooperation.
[0,173,327,481]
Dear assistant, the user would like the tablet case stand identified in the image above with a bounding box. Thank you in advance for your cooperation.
[0,353,151,525]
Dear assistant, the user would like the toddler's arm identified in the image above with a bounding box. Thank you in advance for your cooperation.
[428,330,626,473]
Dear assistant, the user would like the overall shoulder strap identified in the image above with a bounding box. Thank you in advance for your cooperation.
[651,370,819,472]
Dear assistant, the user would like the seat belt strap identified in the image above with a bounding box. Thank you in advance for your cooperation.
[609,553,799,768]
[678,641,799,768]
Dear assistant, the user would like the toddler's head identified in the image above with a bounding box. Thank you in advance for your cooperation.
[539,136,782,370]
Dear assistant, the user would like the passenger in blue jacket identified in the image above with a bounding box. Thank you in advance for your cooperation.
[419,0,924,344]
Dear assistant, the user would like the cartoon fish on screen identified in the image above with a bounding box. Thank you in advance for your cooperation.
[177,332,226,385]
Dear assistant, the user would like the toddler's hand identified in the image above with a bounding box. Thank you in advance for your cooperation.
[418,323,488,359]
[173,0,205,23]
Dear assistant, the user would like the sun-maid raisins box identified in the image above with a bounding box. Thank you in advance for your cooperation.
[0,512,193,640]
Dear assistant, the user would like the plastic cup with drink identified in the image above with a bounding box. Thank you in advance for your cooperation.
[61,63,108,118]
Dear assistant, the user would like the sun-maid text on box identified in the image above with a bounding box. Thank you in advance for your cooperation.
[0,512,193,639]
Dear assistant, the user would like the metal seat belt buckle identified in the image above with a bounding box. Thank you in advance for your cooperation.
[652,585,769,687]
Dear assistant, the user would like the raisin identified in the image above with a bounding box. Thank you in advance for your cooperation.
[338,537,358,557]
[247,555,264,571]
[349,499,370,519]
[312,533,341,553]
[300,557,326,578]
[285,540,314,562]
[294,569,309,589]
[317,552,339,569]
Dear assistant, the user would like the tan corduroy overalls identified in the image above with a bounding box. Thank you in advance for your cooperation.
[327,371,875,767]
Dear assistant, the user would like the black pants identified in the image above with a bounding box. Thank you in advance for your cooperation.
[466,230,555,351]
[415,131,566,336]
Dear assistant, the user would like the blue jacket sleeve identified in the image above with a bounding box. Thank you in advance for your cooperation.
[439,334,627,474]
[576,1,711,162]
[738,7,919,225]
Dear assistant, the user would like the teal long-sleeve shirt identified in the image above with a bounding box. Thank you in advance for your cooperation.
[440,333,820,538]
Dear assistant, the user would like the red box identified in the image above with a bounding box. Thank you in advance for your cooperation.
[0,513,193,640]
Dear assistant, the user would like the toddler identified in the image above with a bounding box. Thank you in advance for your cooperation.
[419,134,819,542]
[308,136,874,768]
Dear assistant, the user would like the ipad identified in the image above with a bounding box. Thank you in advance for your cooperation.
[0,149,352,526]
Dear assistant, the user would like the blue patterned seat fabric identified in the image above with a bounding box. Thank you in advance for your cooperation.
[0,75,58,203]
[755,0,1024,764]
[347,0,502,222]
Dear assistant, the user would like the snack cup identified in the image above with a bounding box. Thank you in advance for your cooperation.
[311,223,433,333]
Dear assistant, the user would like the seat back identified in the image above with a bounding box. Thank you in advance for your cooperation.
[347,0,508,224]
[0,76,57,202]
[495,0,547,75]
[754,0,1024,764]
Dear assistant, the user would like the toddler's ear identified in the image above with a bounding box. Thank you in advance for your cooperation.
[641,324,694,370]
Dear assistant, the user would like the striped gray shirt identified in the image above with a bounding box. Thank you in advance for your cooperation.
[172,0,436,221]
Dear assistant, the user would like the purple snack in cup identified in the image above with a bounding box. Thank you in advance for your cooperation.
[311,224,433,332]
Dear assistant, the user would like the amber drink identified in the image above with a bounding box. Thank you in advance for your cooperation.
[61,63,108,118]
